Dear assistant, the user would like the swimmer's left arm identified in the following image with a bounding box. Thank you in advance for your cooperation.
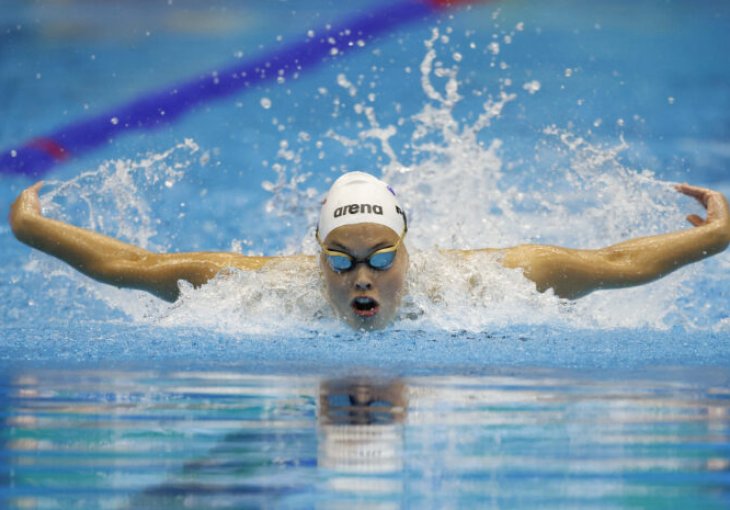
[499,184,730,299]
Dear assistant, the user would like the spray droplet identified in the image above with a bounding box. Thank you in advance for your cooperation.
[260,97,272,109]
[522,80,541,94]
[110,117,119,125]
[667,96,676,105]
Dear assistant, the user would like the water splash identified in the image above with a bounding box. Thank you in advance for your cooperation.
[20,25,729,335]
[40,139,202,251]
[397,250,563,332]
[259,25,716,332]
[22,140,207,323]
[154,258,335,335]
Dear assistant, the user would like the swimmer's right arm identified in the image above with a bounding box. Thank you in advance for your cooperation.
[9,182,281,302]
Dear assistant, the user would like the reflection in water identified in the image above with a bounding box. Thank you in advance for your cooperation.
[2,368,729,509]
[318,377,408,505]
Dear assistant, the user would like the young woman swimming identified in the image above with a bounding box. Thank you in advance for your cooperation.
[10,172,730,329]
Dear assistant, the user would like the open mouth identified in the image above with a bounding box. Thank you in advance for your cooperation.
[351,296,380,318]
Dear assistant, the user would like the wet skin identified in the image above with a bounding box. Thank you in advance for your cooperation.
[10,182,730,329]
[320,223,409,330]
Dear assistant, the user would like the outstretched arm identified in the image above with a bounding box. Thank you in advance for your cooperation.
[9,182,280,301]
[499,184,730,299]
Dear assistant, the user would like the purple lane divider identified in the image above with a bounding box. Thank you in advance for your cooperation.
[1,0,474,177]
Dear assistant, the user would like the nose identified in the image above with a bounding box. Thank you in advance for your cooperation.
[353,265,373,291]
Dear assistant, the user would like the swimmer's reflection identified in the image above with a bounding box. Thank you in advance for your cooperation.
[320,377,407,426]
[119,375,408,508]
[318,377,408,500]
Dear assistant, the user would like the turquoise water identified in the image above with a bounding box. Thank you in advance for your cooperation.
[3,367,729,509]
[2,0,730,507]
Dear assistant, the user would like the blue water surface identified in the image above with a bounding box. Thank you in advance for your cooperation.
[1,1,730,508]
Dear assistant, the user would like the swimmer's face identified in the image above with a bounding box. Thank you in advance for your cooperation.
[320,223,408,330]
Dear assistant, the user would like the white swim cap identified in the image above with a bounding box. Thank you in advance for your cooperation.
[318,171,407,240]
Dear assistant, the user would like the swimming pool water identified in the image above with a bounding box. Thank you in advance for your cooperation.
[2,0,730,508]
[3,367,729,509]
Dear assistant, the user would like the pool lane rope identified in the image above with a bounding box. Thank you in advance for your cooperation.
[1,0,475,177]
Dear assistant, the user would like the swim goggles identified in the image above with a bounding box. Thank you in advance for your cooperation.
[316,226,407,273]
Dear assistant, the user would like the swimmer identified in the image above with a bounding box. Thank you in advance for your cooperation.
[9,172,730,329]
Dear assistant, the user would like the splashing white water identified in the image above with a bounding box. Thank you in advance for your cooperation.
[155,258,335,335]
[258,26,706,332]
[41,139,202,251]
[23,26,728,335]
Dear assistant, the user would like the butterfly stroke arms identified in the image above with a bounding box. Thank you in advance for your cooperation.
[8,182,311,302]
[10,182,730,302]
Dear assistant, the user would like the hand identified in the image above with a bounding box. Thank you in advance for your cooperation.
[675,183,730,228]
[9,181,44,231]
